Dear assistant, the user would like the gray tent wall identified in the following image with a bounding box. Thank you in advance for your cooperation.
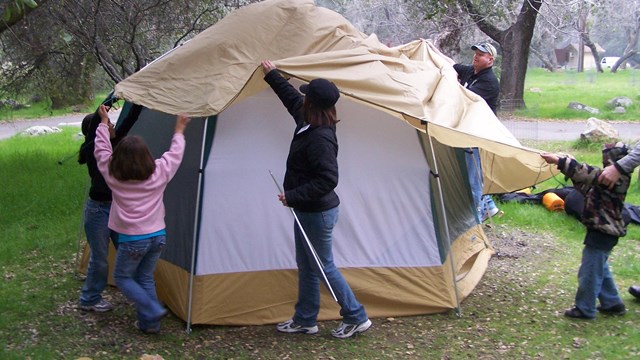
[113,83,486,327]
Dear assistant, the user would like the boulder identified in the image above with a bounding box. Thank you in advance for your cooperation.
[613,106,626,114]
[21,126,62,136]
[607,96,632,108]
[568,101,600,114]
[580,118,619,142]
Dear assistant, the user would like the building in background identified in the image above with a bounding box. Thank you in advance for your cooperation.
[554,43,607,70]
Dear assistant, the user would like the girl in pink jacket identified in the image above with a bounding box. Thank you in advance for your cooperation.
[94,104,190,334]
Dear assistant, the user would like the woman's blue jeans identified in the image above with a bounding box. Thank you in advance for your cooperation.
[575,244,623,318]
[79,199,118,306]
[114,236,166,329]
[291,206,368,326]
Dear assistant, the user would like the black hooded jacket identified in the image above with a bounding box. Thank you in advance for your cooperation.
[263,70,340,212]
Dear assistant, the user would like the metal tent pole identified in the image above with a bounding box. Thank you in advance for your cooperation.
[269,171,338,302]
[185,117,208,333]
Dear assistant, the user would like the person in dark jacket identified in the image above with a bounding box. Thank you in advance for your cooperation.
[453,42,500,114]
[541,142,630,319]
[598,143,640,300]
[454,42,502,223]
[77,107,122,312]
[261,60,371,339]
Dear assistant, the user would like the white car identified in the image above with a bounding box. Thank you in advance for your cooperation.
[601,57,621,69]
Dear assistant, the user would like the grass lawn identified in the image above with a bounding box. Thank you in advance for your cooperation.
[0,91,116,122]
[516,68,640,121]
[1,128,639,359]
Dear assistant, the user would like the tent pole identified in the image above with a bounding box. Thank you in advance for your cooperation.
[185,117,208,333]
[424,123,462,316]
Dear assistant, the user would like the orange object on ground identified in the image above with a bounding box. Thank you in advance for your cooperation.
[542,192,565,212]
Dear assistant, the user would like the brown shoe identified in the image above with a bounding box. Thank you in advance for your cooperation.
[597,303,626,316]
[564,306,594,320]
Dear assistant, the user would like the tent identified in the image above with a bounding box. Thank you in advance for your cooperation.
[89,0,553,327]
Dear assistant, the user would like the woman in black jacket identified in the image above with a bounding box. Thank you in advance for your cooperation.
[262,60,371,339]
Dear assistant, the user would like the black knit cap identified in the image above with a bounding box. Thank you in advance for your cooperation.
[299,78,340,109]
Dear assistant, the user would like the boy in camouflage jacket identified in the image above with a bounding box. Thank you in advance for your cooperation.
[540,142,629,319]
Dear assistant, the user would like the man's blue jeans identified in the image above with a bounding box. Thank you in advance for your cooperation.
[114,236,166,330]
[575,244,623,318]
[465,148,498,222]
[291,206,368,326]
[79,199,118,306]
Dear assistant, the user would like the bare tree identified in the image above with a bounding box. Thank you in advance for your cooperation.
[0,0,258,108]
[607,0,640,72]
[52,0,236,83]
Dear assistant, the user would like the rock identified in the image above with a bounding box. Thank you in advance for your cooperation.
[0,98,26,110]
[568,101,599,114]
[613,106,626,114]
[21,126,62,136]
[607,96,632,108]
[580,118,619,142]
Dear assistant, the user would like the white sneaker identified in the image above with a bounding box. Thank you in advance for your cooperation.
[276,319,318,334]
[78,299,114,313]
[331,319,372,339]
[481,207,503,222]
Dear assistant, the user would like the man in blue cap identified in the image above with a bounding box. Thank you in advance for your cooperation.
[454,42,502,222]
[454,42,500,114]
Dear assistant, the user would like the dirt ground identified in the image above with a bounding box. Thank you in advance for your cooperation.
[44,225,567,359]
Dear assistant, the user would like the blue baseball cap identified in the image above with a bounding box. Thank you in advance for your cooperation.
[471,42,497,58]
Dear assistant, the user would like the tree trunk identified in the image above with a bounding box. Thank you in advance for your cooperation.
[582,35,602,73]
[498,28,533,110]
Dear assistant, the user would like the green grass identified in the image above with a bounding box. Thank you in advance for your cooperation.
[516,68,640,121]
[1,130,639,359]
[0,129,86,264]
[0,91,116,122]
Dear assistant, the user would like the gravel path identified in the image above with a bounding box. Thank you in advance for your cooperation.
[2,113,640,142]
[0,110,122,140]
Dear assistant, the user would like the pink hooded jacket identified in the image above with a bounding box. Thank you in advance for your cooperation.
[94,123,186,235]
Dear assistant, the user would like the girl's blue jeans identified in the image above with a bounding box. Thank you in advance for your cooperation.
[291,206,368,326]
[114,235,166,330]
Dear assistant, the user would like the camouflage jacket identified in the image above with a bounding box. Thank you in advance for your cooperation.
[557,156,630,237]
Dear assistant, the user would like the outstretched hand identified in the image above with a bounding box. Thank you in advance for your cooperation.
[175,114,191,134]
[98,105,110,124]
[540,152,559,165]
[261,60,276,75]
